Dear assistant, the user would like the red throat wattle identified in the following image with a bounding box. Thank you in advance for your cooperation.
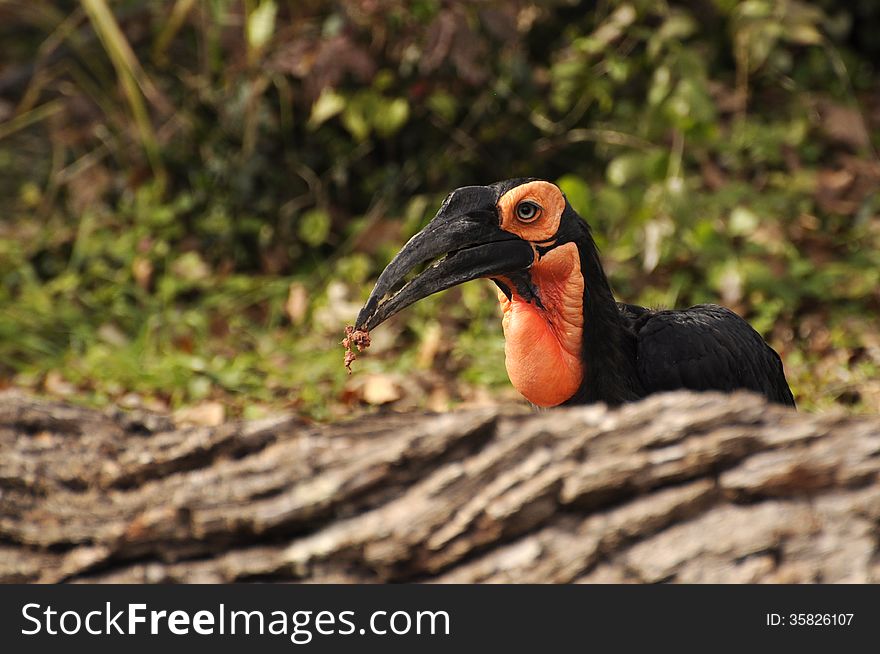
[496,242,584,406]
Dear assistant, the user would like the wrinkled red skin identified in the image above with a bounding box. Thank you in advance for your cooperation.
[496,242,584,407]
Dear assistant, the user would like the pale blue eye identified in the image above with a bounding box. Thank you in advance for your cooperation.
[516,201,540,221]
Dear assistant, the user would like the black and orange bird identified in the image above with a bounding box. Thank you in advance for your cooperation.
[354,179,795,408]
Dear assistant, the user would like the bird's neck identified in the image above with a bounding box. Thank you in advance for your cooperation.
[571,237,643,405]
[495,242,585,407]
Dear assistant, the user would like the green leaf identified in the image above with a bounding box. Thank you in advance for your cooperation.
[341,109,369,141]
[556,174,592,220]
[341,94,372,141]
[648,65,672,106]
[786,23,822,46]
[170,252,210,284]
[729,206,759,235]
[373,98,410,137]
[427,91,457,122]
[736,0,772,19]
[607,153,644,187]
[308,88,346,129]
[298,208,331,247]
[247,0,277,51]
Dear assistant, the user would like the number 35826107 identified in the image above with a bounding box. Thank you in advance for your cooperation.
[789,613,853,626]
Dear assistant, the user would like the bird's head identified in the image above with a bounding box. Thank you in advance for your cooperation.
[355,178,595,407]
[356,179,583,330]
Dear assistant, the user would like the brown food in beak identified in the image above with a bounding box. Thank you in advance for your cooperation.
[342,325,372,373]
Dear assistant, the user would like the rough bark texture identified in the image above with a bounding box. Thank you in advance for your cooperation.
[1,389,879,584]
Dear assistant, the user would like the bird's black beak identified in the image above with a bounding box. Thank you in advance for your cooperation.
[355,185,534,331]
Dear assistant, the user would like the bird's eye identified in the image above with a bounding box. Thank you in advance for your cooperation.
[515,201,541,222]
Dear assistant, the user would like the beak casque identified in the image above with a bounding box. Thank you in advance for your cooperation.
[355,185,534,331]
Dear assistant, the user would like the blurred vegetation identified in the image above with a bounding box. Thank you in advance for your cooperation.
[1,0,879,421]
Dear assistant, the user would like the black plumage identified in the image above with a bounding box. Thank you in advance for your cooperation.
[626,303,794,405]
[555,202,796,408]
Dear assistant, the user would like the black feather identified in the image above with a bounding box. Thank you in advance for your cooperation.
[558,206,795,408]
[630,304,795,406]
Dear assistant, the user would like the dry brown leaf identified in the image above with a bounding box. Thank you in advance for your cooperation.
[44,371,75,397]
[285,282,308,325]
[362,373,401,405]
[174,401,225,427]
[132,257,153,291]
[417,322,443,369]
[818,100,871,151]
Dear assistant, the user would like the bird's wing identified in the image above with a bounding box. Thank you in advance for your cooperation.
[633,304,795,406]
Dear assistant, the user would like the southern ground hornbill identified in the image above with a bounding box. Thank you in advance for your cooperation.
[350,178,795,408]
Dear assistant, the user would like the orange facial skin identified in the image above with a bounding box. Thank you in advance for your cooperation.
[494,182,585,407]
[497,180,566,243]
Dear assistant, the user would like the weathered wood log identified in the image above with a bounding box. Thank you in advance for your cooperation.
[1,389,878,583]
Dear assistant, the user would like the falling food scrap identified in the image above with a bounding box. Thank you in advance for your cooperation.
[342,325,371,373]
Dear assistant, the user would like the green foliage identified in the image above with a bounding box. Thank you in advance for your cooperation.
[0,1,879,417]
